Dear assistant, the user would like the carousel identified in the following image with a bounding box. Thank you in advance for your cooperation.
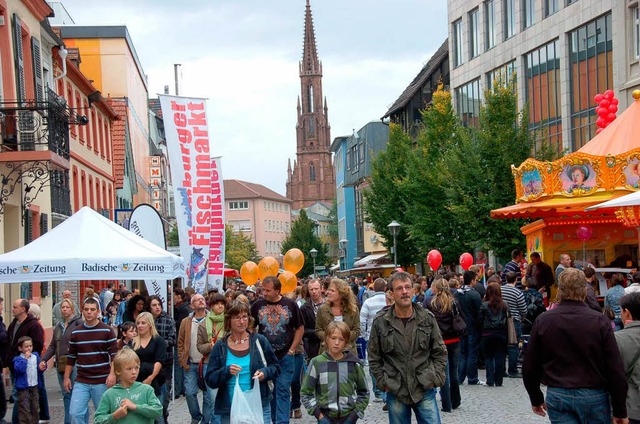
[491,90,640,282]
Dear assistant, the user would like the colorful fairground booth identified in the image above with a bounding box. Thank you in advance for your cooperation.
[491,91,640,292]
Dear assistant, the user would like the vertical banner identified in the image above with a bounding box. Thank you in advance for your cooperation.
[128,204,169,311]
[159,95,211,294]
[208,157,225,292]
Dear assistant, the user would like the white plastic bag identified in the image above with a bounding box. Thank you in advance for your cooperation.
[230,375,264,424]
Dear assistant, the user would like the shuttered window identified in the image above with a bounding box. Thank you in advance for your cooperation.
[31,36,43,102]
[13,14,25,103]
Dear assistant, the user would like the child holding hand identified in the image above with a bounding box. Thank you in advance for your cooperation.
[94,348,162,424]
[13,336,39,424]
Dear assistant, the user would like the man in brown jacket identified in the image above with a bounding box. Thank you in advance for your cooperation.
[177,294,214,424]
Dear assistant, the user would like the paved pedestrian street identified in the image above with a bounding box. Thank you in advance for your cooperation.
[14,367,548,423]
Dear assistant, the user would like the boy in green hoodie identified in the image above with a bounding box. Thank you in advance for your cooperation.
[94,348,162,424]
[301,321,369,423]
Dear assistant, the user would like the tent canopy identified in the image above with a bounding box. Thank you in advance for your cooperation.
[0,207,185,283]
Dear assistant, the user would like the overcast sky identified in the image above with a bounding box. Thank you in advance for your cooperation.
[58,0,448,195]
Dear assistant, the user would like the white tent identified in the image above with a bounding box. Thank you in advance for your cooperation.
[585,190,640,210]
[0,206,185,283]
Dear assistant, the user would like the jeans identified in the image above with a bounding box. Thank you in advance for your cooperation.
[185,361,212,424]
[290,353,304,411]
[57,367,78,424]
[370,368,386,401]
[221,403,271,424]
[271,354,294,424]
[546,387,611,423]
[174,347,185,397]
[440,341,460,412]
[507,319,522,376]
[458,326,480,384]
[481,333,507,386]
[38,373,50,421]
[208,387,221,424]
[387,388,441,424]
[69,382,106,424]
[155,384,166,424]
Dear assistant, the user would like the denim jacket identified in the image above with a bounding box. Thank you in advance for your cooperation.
[205,332,280,415]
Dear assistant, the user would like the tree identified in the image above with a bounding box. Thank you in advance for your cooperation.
[225,225,259,271]
[281,209,327,277]
[167,226,179,247]
[363,124,421,267]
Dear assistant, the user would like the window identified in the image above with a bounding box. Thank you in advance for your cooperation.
[307,116,315,136]
[230,220,252,232]
[487,61,517,90]
[545,0,559,17]
[522,0,535,29]
[485,0,496,50]
[469,9,480,59]
[309,162,316,181]
[634,6,640,60]
[359,142,365,163]
[504,0,516,39]
[526,40,563,156]
[455,79,481,127]
[453,19,464,67]
[307,85,314,113]
[228,201,249,210]
[351,145,359,173]
[569,14,613,150]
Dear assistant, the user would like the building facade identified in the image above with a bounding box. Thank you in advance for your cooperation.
[447,0,640,155]
[224,179,293,260]
[286,0,336,210]
[330,135,356,271]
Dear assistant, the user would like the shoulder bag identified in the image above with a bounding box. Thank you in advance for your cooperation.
[506,309,518,345]
[451,301,467,337]
[255,337,274,391]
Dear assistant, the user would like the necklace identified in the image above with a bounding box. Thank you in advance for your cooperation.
[230,333,249,345]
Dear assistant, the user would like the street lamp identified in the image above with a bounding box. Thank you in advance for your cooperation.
[310,248,318,278]
[339,239,348,271]
[388,220,401,268]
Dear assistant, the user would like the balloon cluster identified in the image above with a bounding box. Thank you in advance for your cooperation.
[427,249,476,271]
[239,248,305,294]
[594,90,618,135]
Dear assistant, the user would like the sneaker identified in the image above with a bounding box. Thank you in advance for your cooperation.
[372,397,384,403]
[382,403,388,412]
[292,409,302,419]
[508,372,522,378]
[469,380,486,386]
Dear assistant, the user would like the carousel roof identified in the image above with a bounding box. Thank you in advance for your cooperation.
[577,94,640,156]
[490,191,621,219]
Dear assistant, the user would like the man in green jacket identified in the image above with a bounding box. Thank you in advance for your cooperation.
[368,272,447,424]
[615,292,640,424]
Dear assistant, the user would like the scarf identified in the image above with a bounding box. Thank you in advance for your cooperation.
[205,311,225,343]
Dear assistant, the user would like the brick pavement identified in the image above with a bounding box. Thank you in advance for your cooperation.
[14,368,548,423]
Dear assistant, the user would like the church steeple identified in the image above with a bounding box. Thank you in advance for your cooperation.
[300,0,321,76]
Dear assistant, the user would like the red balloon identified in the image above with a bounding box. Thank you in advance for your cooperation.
[594,94,604,103]
[597,107,608,118]
[608,104,618,114]
[596,117,606,128]
[459,253,473,271]
[599,99,610,109]
[604,89,614,99]
[596,128,603,135]
[607,113,616,122]
[427,250,442,271]
[576,225,593,241]
[611,98,619,105]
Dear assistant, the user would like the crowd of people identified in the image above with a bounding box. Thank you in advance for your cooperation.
[0,249,637,423]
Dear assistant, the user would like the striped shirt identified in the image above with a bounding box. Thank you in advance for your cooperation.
[66,321,117,384]
[501,260,522,285]
[501,284,528,322]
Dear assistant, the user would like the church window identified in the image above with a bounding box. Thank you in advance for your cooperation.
[310,162,316,181]
[307,85,314,113]
[307,117,315,136]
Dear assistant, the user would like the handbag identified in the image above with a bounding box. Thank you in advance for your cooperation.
[230,375,264,424]
[451,302,467,336]
[57,355,67,373]
[198,357,207,391]
[506,310,518,345]
[255,338,274,392]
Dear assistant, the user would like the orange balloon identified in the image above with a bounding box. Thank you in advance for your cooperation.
[283,248,305,274]
[258,256,280,280]
[279,271,298,294]
[240,261,259,286]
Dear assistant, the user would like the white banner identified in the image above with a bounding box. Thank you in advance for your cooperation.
[208,157,225,292]
[129,204,169,311]
[159,95,212,294]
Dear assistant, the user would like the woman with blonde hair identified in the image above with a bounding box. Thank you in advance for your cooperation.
[133,312,167,405]
[426,279,463,412]
[40,298,82,424]
[315,278,360,354]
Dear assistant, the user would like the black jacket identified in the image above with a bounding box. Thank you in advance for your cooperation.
[300,301,321,360]
[6,314,44,370]
[173,302,191,336]
[455,286,482,329]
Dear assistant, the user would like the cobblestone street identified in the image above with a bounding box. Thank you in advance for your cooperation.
[17,367,548,423]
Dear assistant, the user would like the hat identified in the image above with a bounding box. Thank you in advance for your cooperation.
[246,286,255,294]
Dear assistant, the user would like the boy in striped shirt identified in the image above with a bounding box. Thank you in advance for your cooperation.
[64,297,118,423]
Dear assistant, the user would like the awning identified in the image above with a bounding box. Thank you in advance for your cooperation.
[353,253,388,267]
[338,263,396,274]
[490,191,623,220]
